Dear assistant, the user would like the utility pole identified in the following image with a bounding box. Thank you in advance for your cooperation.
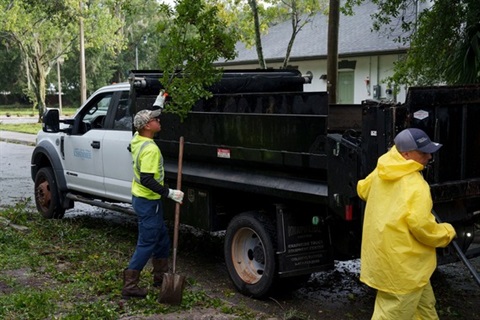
[135,46,139,70]
[327,0,339,104]
[135,35,148,70]
[57,57,64,115]
[79,0,87,104]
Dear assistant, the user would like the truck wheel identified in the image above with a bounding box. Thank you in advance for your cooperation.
[224,212,276,298]
[34,167,65,219]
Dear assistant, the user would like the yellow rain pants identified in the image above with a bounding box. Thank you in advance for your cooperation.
[372,281,438,320]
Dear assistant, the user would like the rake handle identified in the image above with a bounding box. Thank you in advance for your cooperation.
[432,210,480,287]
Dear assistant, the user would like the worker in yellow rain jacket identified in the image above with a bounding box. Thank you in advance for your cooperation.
[357,128,456,319]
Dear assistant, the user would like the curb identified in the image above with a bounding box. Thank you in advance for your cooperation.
[0,131,36,147]
[0,138,36,147]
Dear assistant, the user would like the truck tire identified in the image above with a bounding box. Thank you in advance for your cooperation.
[34,167,65,219]
[224,212,276,299]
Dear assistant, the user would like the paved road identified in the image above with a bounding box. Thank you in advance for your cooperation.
[0,140,133,224]
[0,142,35,208]
[0,131,36,146]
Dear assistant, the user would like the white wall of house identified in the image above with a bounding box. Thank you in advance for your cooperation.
[223,53,407,104]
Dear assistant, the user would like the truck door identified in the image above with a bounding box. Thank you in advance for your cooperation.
[102,90,135,203]
[63,92,112,197]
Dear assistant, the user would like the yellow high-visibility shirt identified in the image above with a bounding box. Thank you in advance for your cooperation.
[130,132,164,200]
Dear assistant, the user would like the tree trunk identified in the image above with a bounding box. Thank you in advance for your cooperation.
[327,0,339,104]
[33,41,47,122]
[282,2,299,68]
[249,0,267,69]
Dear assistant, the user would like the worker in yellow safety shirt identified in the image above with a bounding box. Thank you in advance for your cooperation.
[357,128,456,319]
[122,93,184,299]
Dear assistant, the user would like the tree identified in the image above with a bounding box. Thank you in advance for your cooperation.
[0,42,23,96]
[113,0,165,81]
[156,0,237,120]
[0,1,76,117]
[273,0,326,68]
[248,0,267,68]
[345,0,480,86]
[214,0,325,69]
[0,0,124,119]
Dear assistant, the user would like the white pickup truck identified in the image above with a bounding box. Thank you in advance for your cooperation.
[32,82,135,218]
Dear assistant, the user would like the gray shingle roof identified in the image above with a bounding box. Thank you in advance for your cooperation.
[222,1,410,65]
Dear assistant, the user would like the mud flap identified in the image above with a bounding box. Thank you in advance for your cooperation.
[275,204,334,277]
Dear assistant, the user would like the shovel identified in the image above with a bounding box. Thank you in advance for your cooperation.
[432,210,480,287]
[159,136,186,305]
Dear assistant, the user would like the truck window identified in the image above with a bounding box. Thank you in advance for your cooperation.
[113,91,132,131]
[78,93,113,134]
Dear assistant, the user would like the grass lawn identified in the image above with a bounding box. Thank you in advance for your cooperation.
[0,123,42,134]
[0,105,77,134]
[0,105,77,117]
[0,201,256,319]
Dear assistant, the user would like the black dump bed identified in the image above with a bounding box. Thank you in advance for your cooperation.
[130,70,329,173]
[129,69,331,204]
[406,85,480,183]
[405,85,480,223]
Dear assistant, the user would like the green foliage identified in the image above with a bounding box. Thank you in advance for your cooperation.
[345,0,480,86]
[0,0,125,117]
[0,203,253,319]
[67,300,119,319]
[0,42,23,95]
[181,289,223,309]
[0,290,57,319]
[114,0,166,76]
[386,0,480,88]
[1,198,33,225]
[156,0,237,120]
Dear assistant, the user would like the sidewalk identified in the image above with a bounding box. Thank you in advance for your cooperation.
[0,130,37,146]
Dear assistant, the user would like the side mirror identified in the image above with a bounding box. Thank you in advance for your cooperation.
[43,108,60,133]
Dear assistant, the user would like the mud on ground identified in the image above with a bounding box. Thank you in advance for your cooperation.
[2,220,479,320]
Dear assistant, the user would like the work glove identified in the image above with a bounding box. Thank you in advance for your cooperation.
[153,90,168,108]
[168,189,184,204]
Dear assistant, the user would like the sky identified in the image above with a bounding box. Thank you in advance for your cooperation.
[158,0,176,6]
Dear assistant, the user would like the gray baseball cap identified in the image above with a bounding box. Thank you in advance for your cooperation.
[133,109,162,130]
[394,128,442,153]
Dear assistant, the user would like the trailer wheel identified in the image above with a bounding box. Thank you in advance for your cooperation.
[34,167,65,219]
[224,212,276,298]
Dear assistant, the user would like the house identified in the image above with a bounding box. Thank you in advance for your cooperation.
[216,1,420,104]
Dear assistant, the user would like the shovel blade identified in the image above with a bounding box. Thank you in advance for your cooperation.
[158,273,186,305]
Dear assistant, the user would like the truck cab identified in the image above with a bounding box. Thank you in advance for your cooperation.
[33,83,134,218]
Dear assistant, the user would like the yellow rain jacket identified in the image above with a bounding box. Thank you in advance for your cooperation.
[357,146,455,294]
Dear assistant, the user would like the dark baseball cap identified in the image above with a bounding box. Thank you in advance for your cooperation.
[394,128,442,153]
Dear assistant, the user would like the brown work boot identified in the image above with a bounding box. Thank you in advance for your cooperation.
[152,258,169,287]
[121,269,147,299]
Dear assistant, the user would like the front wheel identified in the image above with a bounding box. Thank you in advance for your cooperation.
[34,167,65,219]
[224,212,276,298]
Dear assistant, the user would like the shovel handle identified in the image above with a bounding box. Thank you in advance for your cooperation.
[432,210,480,287]
[176,136,184,190]
[172,136,184,274]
